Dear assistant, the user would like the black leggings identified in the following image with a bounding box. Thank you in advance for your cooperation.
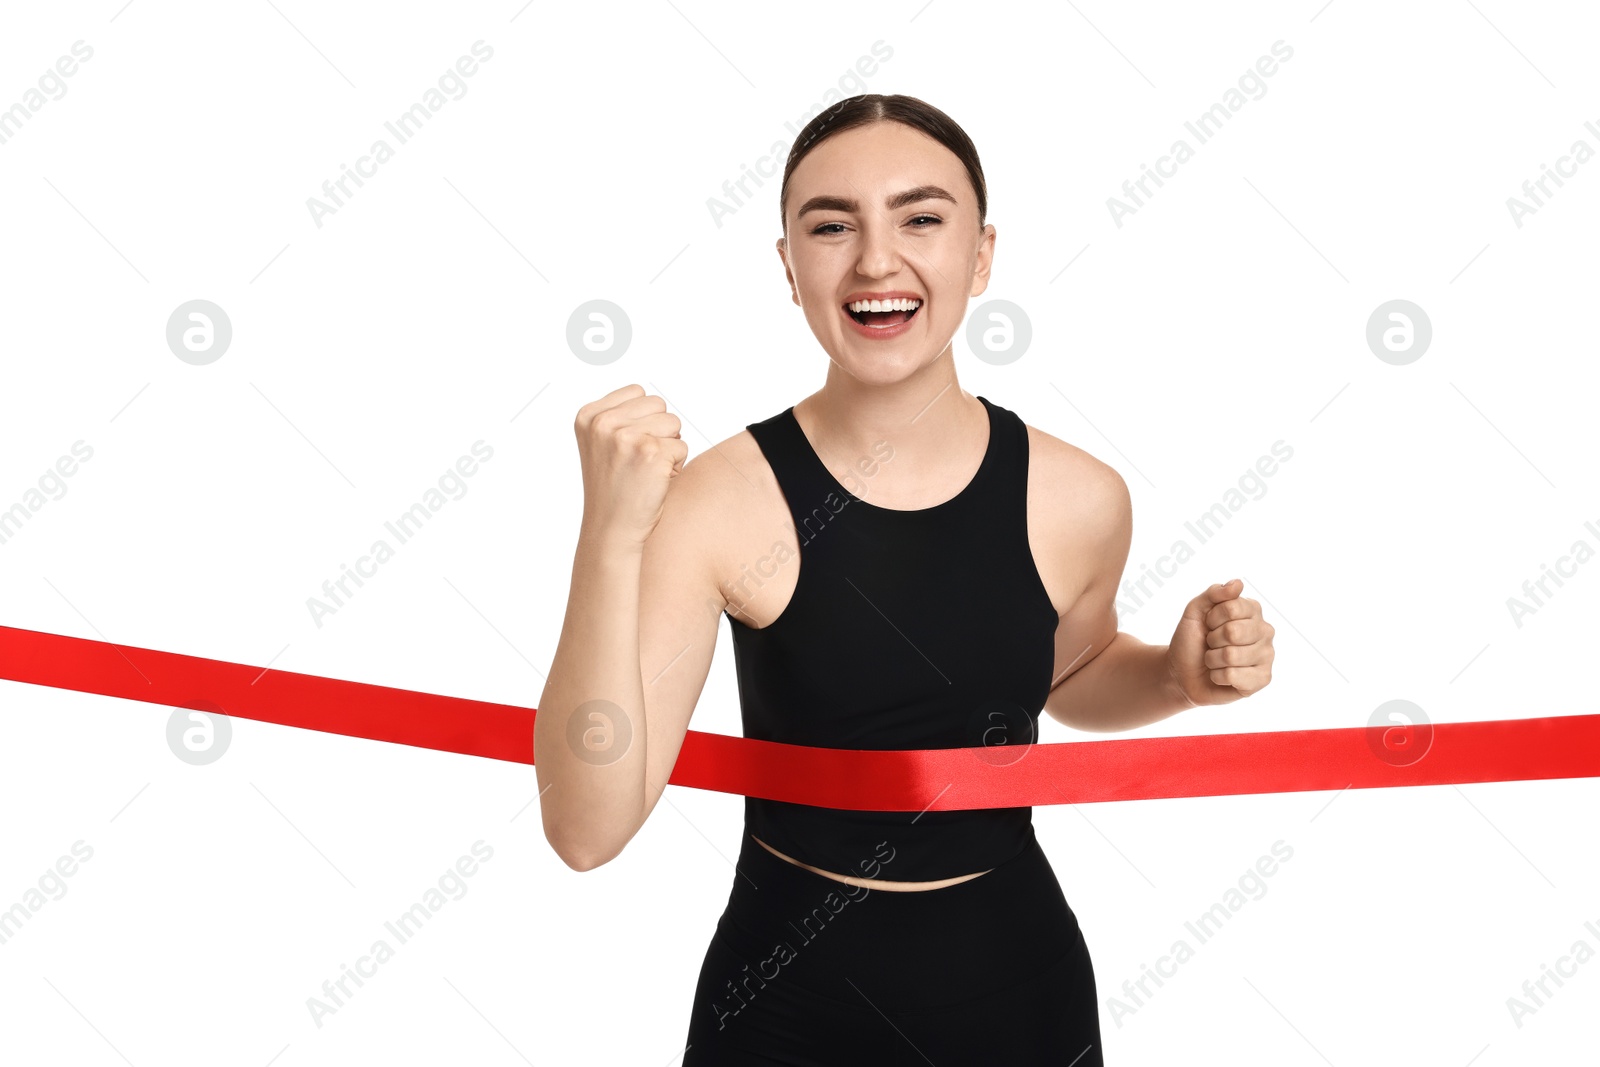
[682,826,1104,1065]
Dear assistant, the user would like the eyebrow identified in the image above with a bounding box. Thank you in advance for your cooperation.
[796,185,959,219]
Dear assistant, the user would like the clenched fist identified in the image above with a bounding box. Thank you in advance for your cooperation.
[1166,579,1275,707]
[574,384,689,551]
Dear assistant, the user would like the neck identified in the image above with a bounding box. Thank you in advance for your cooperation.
[797,341,984,480]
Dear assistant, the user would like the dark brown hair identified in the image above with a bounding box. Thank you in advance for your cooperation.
[778,94,988,234]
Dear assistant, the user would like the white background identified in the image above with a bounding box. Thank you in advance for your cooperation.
[2,1,1597,1063]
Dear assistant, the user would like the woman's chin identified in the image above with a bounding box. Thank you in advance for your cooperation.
[826,349,934,383]
[832,335,951,375]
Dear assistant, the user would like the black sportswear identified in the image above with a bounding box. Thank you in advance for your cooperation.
[724,394,1059,881]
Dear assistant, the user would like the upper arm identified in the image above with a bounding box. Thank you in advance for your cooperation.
[1038,444,1132,723]
[634,447,729,827]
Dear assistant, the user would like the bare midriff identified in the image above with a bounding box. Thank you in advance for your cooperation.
[751,834,994,892]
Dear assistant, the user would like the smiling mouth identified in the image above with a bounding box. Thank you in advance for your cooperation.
[845,301,922,329]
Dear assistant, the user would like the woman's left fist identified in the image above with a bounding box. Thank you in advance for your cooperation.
[1166,578,1275,707]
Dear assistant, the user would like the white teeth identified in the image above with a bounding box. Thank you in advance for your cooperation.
[847,298,922,313]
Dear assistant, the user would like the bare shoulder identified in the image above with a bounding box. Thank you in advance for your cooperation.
[650,423,772,613]
[668,423,772,525]
[1025,423,1131,532]
[1023,422,1132,609]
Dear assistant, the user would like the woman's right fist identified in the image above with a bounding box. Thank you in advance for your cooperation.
[574,384,688,551]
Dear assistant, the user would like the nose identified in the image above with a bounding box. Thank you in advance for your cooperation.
[853,215,905,279]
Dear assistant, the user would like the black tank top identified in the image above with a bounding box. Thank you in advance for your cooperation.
[726,394,1059,881]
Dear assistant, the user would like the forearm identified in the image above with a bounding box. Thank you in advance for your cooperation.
[535,529,650,868]
[1043,631,1194,732]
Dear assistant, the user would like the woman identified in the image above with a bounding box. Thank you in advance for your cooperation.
[539,94,1275,1064]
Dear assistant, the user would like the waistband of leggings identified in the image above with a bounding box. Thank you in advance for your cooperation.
[731,821,1047,909]
[714,824,1079,1011]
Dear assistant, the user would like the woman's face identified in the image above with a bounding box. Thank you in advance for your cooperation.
[777,120,995,384]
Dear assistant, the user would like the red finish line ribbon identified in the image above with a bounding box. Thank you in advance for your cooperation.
[2,624,1597,810]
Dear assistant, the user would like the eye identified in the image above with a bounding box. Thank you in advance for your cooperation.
[908,214,942,227]
[810,222,847,236]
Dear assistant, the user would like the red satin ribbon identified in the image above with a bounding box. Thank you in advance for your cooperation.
[2,624,1596,810]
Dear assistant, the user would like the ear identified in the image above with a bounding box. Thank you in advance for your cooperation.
[968,223,996,298]
[776,236,802,307]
